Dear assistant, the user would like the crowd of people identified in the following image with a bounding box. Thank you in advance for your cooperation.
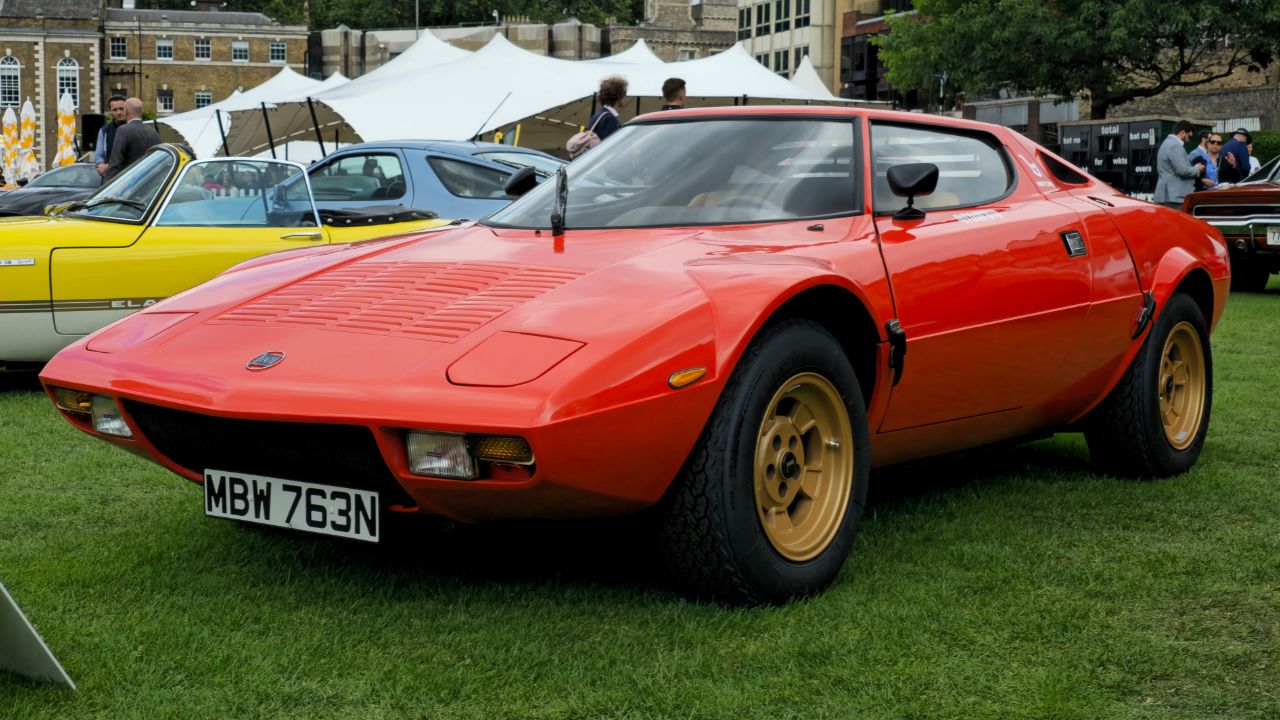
[1155,120,1261,209]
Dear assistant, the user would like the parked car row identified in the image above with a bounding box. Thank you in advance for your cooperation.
[36,106,1229,604]
[1183,155,1280,292]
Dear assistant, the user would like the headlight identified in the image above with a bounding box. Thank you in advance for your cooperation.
[405,432,474,480]
[404,432,535,480]
[51,387,93,418]
[91,395,133,438]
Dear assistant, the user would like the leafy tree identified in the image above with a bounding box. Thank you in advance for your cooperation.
[875,0,1280,119]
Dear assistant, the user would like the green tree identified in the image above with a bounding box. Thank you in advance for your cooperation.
[875,0,1280,119]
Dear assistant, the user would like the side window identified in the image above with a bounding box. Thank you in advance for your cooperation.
[309,153,406,201]
[156,160,316,228]
[428,157,510,199]
[870,123,1012,212]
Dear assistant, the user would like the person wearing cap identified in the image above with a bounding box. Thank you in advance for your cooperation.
[1217,128,1253,184]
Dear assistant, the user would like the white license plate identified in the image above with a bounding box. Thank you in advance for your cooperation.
[1267,226,1280,246]
[204,469,379,543]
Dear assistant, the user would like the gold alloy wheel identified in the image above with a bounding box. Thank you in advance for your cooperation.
[1159,321,1207,451]
[754,372,854,562]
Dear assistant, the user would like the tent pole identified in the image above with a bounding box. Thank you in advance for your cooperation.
[215,109,230,156]
[590,92,597,119]
[306,96,326,157]
[635,97,640,116]
[260,101,277,159]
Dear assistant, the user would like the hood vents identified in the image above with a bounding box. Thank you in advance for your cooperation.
[211,261,583,343]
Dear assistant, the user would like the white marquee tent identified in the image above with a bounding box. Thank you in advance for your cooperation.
[218,34,855,158]
[157,68,348,159]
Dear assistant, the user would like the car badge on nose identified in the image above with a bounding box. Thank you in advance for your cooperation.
[245,351,286,371]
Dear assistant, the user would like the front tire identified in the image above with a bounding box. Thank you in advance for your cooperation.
[1084,292,1212,477]
[658,320,870,605]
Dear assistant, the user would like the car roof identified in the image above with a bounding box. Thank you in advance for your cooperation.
[334,140,558,160]
[632,104,1015,136]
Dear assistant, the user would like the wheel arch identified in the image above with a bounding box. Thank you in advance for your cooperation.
[755,284,880,410]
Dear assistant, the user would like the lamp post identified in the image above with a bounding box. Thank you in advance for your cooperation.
[935,71,948,115]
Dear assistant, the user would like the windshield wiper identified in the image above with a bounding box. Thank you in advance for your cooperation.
[550,164,567,238]
[86,196,148,210]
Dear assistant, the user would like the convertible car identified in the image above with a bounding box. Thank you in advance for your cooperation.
[1,144,446,365]
[41,107,1229,604]
[1183,155,1279,292]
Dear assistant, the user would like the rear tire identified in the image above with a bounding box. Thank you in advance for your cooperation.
[1084,292,1212,477]
[658,320,870,605]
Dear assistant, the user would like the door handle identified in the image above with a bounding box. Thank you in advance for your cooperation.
[280,232,323,241]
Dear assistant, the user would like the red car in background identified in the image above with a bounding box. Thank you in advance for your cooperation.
[41,107,1229,604]
[1183,156,1280,292]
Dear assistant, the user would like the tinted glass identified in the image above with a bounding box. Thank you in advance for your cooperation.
[487,119,857,229]
[429,157,510,199]
[307,153,406,201]
[475,151,564,178]
[871,123,1011,212]
[70,148,176,221]
[156,159,317,228]
[29,164,100,188]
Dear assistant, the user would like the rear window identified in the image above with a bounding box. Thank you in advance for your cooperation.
[428,157,511,199]
[871,123,1012,212]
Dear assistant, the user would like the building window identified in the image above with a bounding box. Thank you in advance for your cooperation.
[680,49,697,61]
[156,38,173,61]
[232,41,249,62]
[738,8,751,40]
[110,37,127,60]
[756,53,769,69]
[775,0,791,32]
[795,0,811,28]
[55,57,80,108]
[269,42,286,63]
[755,3,771,36]
[194,90,212,109]
[774,50,790,76]
[794,46,809,69]
[0,56,19,108]
[195,38,211,61]
[157,89,173,113]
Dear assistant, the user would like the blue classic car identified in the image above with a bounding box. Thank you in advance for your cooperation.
[304,141,563,220]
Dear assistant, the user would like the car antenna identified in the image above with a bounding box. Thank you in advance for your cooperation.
[470,92,512,142]
[551,164,568,247]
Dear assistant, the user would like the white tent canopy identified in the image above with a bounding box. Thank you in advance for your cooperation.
[588,38,663,64]
[158,67,343,158]
[356,29,471,84]
[221,36,854,158]
[789,55,836,100]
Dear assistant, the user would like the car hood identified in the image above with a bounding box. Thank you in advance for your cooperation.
[47,223,731,420]
[0,187,94,213]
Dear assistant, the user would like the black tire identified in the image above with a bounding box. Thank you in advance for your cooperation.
[1229,260,1271,293]
[658,319,870,605]
[1084,292,1212,477]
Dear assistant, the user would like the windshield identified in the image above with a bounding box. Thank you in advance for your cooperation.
[69,148,177,221]
[30,164,101,188]
[476,151,564,178]
[156,159,317,227]
[485,119,858,229]
[1242,155,1279,184]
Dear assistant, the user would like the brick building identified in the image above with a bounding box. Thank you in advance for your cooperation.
[102,4,308,117]
[0,0,101,172]
[611,0,736,61]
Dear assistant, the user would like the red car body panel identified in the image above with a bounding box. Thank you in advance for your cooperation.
[41,107,1230,523]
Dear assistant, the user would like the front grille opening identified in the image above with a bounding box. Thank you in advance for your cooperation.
[123,400,416,509]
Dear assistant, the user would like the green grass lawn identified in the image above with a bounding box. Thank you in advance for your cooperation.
[2,282,1278,719]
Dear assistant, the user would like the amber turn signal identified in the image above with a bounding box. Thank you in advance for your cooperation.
[471,435,535,465]
[51,387,93,417]
[668,367,708,389]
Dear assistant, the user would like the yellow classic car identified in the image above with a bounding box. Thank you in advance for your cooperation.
[0,144,447,365]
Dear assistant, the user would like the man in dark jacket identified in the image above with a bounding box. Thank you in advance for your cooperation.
[94,95,126,179]
[1217,129,1253,185]
[104,97,160,182]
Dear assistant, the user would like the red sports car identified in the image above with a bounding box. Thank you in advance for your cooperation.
[41,107,1229,604]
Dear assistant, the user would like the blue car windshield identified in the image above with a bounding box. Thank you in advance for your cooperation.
[485,119,858,229]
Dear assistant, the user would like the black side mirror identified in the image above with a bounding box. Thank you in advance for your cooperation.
[16,177,29,187]
[887,163,938,221]
[504,166,538,197]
